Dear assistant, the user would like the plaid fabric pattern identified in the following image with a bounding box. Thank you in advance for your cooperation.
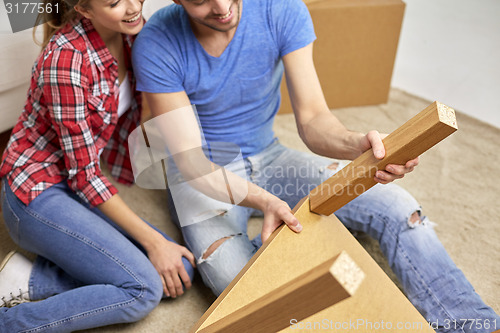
[0,18,141,206]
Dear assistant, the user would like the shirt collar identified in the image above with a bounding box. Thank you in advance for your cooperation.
[80,18,115,71]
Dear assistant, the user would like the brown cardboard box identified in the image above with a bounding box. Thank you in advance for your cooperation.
[279,0,405,113]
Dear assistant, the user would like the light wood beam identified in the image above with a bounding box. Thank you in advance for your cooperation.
[309,101,457,215]
[191,102,456,333]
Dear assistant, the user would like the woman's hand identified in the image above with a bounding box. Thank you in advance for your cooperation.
[359,130,420,184]
[147,238,196,298]
[98,195,196,298]
[261,196,302,243]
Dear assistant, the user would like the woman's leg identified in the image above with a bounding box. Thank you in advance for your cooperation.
[0,181,163,332]
[88,206,195,284]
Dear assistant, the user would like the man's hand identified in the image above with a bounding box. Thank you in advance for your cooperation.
[361,130,420,184]
[261,197,302,243]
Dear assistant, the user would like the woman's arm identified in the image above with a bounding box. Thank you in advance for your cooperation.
[98,194,195,298]
[43,47,194,297]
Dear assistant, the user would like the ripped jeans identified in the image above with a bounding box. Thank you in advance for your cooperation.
[168,139,499,333]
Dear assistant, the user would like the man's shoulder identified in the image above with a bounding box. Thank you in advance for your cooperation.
[144,4,184,33]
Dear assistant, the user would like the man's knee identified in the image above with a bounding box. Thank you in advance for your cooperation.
[196,234,256,295]
[408,210,422,227]
[202,236,232,260]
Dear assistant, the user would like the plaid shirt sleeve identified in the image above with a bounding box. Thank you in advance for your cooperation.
[43,47,118,206]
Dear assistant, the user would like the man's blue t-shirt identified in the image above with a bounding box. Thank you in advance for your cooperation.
[132,0,315,157]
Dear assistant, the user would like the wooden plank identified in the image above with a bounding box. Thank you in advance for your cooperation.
[191,198,435,332]
[309,101,458,215]
[199,251,364,333]
[191,102,457,333]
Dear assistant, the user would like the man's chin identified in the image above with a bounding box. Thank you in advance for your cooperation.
[199,21,239,33]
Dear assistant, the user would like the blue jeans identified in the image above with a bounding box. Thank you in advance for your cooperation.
[0,180,194,332]
[168,139,499,333]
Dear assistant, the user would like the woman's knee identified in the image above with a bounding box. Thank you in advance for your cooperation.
[122,265,163,322]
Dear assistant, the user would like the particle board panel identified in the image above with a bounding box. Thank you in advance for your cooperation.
[199,251,365,333]
[191,198,434,332]
[191,102,458,333]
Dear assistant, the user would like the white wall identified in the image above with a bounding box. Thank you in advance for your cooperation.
[2,0,498,128]
[392,0,500,129]
[0,0,170,132]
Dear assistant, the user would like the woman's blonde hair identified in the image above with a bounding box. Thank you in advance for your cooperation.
[33,0,91,48]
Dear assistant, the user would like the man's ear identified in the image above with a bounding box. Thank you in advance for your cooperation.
[74,4,93,19]
[172,0,181,5]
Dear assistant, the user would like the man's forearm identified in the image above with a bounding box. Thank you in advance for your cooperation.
[298,111,365,161]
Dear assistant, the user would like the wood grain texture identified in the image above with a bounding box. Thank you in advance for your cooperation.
[198,251,364,333]
[191,102,457,333]
[309,101,458,215]
[191,198,435,332]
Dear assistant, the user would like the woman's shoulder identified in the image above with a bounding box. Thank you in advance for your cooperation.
[40,17,111,74]
[44,18,96,57]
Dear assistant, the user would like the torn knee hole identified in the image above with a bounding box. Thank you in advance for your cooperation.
[327,162,339,171]
[202,236,232,260]
[410,211,421,223]
[407,210,423,228]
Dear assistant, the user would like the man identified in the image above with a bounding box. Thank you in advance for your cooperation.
[132,0,499,331]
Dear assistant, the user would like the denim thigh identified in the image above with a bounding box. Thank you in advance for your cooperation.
[1,180,163,331]
[168,180,259,295]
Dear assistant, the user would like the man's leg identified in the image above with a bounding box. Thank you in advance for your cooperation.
[252,142,499,332]
[335,183,499,333]
[168,185,258,296]
[247,140,343,209]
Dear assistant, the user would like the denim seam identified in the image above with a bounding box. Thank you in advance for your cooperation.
[346,203,459,331]
[14,204,148,333]
[2,183,22,243]
[20,299,142,333]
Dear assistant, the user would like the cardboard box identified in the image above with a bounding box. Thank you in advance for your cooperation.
[279,0,405,113]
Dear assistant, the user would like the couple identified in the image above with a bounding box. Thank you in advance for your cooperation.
[0,0,497,331]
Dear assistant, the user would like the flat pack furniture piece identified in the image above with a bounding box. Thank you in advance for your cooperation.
[191,102,458,333]
[198,251,365,333]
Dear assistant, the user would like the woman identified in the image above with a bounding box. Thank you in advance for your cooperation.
[0,0,195,331]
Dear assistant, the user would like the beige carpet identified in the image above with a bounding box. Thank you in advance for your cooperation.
[1,88,498,332]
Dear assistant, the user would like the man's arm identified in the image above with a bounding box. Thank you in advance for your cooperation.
[283,43,418,183]
[144,91,303,242]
